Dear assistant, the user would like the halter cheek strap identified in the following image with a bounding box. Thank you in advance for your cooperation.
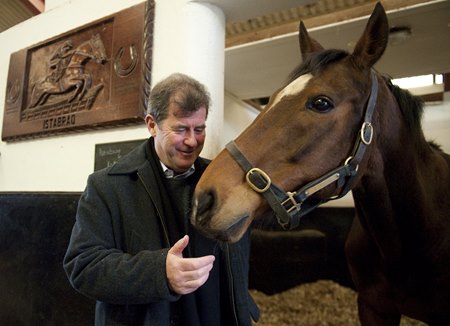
[226,70,378,230]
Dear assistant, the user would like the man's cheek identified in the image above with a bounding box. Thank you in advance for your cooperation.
[197,135,206,145]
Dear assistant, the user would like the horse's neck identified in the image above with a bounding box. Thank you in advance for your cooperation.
[352,93,450,261]
[74,42,93,59]
[77,41,91,52]
[69,47,93,66]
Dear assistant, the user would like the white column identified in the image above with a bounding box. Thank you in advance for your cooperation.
[153,0,225,159]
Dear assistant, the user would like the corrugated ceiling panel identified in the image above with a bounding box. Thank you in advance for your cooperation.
[0,0,34,33]
[226,0,373,36]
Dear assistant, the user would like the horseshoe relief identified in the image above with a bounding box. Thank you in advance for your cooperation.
[114,45,139,77]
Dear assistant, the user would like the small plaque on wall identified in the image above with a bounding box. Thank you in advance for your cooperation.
[94,139,146,171]
[2,1,154,141]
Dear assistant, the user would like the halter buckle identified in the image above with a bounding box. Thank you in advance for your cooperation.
[245,168,271,193]
[344,156,359,173]
[281,191,301,213]
[361,122,373,145]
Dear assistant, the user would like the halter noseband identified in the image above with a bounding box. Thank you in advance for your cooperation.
[226,70,378,230]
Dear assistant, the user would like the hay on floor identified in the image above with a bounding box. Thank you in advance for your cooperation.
[250,280,428,326]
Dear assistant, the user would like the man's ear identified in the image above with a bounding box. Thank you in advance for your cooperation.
[145,114,157,137]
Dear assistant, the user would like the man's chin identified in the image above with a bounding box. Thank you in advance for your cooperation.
[177,154,197,164]
[173,160,195,172]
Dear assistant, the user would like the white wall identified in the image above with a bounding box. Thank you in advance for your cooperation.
[0,0,226,192]
[1,0,449,195]
[0,0,147,192]
[422,101,450,151]
[223,91,259,146]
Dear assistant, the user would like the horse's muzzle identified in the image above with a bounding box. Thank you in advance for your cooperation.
[191,188,217,228]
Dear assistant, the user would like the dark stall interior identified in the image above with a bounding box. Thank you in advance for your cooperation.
[0,192,354,324]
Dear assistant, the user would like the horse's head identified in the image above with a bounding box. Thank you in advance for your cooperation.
[191,3,389,242]
[90,33,108,64]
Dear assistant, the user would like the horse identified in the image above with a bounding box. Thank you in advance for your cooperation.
[29,33,107,108]
[191,3,450,325]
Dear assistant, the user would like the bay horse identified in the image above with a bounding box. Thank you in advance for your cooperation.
[29,33,107,108]
[191,3,450,325]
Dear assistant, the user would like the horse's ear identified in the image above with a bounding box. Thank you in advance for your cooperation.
[351,2,389,69]
[299,21,324,60]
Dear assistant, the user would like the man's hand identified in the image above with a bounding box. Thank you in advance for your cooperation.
[166,235,215,295]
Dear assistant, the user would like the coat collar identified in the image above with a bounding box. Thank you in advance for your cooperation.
[107,137,210,177]
[108,139,150,175]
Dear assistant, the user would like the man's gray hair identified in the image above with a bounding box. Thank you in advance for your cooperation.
[147,73,211,123]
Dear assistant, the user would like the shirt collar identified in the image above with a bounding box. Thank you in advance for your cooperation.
[160,161,195,179]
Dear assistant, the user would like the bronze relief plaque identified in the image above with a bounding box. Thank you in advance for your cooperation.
[2,2,154,141]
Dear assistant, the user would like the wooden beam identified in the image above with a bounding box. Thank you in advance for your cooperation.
[226,0,437,48]
[444,73,450,93]
[243,99,264,112]
[420,92,443,102]
[19,0,45,15]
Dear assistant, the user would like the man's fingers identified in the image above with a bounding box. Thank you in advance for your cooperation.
[180,260,214,280]
[179,273,211,294]
[166,253,215,295]
[179,255,215,271]
[175,267,212,295]
[166,236,217,295]
[169,257,214,285]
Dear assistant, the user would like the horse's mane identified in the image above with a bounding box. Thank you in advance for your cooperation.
[286,49,432,153]
[382,76,424,130]
[382,75,433,153]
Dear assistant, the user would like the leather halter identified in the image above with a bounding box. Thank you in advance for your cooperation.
[226,70,378,230]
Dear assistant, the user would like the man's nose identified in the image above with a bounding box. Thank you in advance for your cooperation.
[184,130,198,146]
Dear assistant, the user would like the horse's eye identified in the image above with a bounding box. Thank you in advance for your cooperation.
[307,96,334,113]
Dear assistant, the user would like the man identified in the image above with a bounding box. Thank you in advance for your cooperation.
[63,73,259,325]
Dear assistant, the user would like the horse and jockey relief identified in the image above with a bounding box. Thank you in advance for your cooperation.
[1,2,153,141]
[26,34,106,115]
[192,3,450,325]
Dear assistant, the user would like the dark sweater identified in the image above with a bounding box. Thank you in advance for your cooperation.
[164,177,225,325]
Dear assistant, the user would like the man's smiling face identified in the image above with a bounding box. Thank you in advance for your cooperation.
[146,102,207,173]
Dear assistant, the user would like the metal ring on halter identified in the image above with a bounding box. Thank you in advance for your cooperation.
[361,122,373,145]
[246,168,272,193]
[345,156,359,172]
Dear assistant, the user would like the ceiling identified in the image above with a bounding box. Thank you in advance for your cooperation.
[1,0,449,102]
[211,0,450,100]
[0,0,43,33]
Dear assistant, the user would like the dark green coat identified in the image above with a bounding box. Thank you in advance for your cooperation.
[63,139,259,325]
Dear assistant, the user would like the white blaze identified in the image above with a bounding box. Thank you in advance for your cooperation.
[267,74,313,112]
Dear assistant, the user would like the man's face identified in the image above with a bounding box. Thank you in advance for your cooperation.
[146,103,207,173]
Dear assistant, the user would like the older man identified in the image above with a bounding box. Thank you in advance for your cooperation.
[64,73,259,325]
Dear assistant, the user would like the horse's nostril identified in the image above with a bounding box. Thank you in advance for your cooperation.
[195,189,216,225]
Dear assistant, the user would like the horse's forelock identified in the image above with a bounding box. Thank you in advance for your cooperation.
[286,49,349,85]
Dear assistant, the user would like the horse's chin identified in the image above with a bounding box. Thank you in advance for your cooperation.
[194,214,251,243]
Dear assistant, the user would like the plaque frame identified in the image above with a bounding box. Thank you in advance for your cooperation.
[2,1,154,141]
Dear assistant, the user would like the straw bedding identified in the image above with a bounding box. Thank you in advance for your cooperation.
[250,280,427,326]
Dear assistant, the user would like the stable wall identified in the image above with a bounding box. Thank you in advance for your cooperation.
[0,0,227,192]
[0,0,149,192]
[1,0,449,195]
